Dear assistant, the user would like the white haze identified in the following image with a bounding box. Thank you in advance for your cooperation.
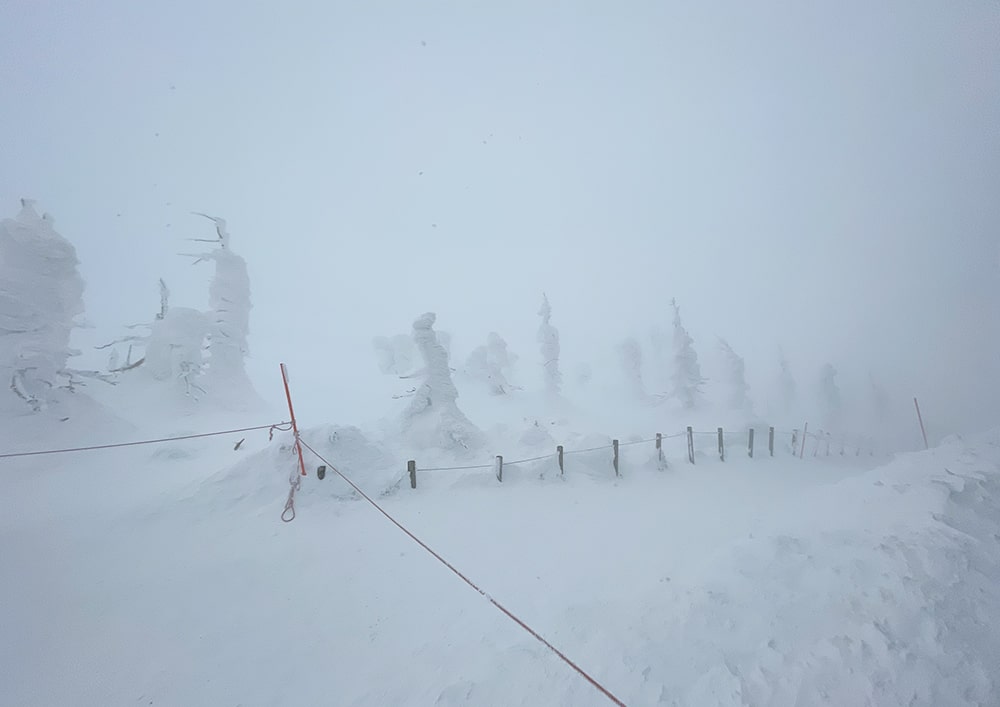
[1,1,998,440]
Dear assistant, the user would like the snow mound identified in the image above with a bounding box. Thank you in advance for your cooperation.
[201,424,401,510]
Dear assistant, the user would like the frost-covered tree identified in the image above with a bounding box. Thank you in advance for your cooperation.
[618,337,647,401]
[649,325,670,392]
[145,305,209,398]
[97,278,209,398]
[669,298,705,409]
[373,334,418,376]
[401,313,481,452]
[186,213,253,394]
[718,338,751,412]
[0,200,85,411]
[819,363,842,429]
[537,293,562,394]
[466,332,517,395]
[776,348,797,415]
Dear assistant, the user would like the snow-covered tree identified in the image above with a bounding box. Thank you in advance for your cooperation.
[669,298,705,409]
[466,332,517,395]
[145,305,209,398]
[186,213,253,394]
[401,313,482,452]
[373,334,418,376]
[649,325,670,392]
[819,363,842,429]
[776,348,797,416]
[0,200,85,411]
[537,293,562,394]
[618,337,647,401]
[718,338,751,413]
[97,278,209,399]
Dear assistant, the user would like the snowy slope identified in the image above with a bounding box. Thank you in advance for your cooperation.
[2,407,999,706]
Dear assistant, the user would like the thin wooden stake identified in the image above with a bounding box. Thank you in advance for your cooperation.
[279,363,307,477]
[914,397,929,449]
[748,428,755,458]
[687,426,695,464]
[768,426,775,457]
[612,439,620,477]
[557,445,564,475]
[495,455,503,483]
[408,459,416,489]
[656,433,665,469]
[717,427,725,462]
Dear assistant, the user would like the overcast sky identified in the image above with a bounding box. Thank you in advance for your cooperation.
[2,1,998,435]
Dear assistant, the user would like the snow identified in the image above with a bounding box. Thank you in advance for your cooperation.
[3,382,1000,706]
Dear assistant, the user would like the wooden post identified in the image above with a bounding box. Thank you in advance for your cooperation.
[687,426,695,464]
[914,397,929,449]
[408,460,416,489]
[557,445,564,475]
[768,427,775,457]
[656,433,665,469]
[717,427,725,461]
[748,428,755,458]
[495,455,503,483]
[612,439,620,477]
[791,428,799,453]
[825,433,831,456]
[799,422,808,458]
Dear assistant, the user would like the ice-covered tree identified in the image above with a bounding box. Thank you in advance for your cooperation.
[145,305,209,398]
[649,325,670,392]
[185,213,254,396]
[537,293,562,394]
[466,332,517,395]
[669,298,705,409]
[0,200,85,411]
[819,363,842,429]
[373,334,418,376]
[718,338,751,412]
[618,337,647,401]
[401,313,482,452]
[97,278,209,399]
[776,348,797,415]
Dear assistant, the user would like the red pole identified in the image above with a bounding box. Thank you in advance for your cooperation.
[913,397,929,450]
[799,422,808,459]
[280,363,307,476]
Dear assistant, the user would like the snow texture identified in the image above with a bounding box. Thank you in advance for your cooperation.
[4,399,1000,707]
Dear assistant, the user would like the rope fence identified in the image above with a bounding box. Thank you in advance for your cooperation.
[0,421,292,460]
[402,423,881,489]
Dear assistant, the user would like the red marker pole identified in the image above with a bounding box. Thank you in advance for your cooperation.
[280,363,307,476]
[913,397,929,450]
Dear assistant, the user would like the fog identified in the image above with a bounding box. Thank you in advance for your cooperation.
[2,1,998,441]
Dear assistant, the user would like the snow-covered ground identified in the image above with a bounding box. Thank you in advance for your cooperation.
[2,391,999,706]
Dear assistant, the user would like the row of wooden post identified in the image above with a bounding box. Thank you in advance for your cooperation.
[790,428,872,458]
[406,427,781,489]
